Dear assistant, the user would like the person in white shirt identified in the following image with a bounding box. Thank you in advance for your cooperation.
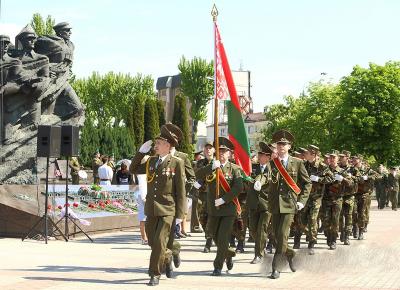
[98,155,113,185]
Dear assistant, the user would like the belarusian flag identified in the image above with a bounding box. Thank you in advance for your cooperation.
[215,22,252,175]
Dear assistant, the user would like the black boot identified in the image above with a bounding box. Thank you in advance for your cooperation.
[293,235,301,249]
[269,269,280,279]
[235,240,244,253]
[326,233,331,247]
[358,228,364,240]
[173,253,181,268]
[226,256,234,270]
[266,241,273,254]
[344,232,350,245]
[308,241,315,255]
[165,260,174,278]
[353,226,358,239]
[339,231,344,242]
[147,276,160,286]
[203,238,212,253]
[287,255,296,272]
[329,238,337,250]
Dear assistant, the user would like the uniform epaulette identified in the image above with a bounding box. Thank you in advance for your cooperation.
[292,156,303,162]
[171,155,183,161]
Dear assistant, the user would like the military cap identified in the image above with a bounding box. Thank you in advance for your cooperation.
[258,141,273,155]
[272,129,294,144]
[329,150,340,157]
[353,154,363,160]
[298,147,308,154]
[390,166,398,170]
[268,143,276,149]
[308,144,320,154]
[324,153,330,158]
[53,22,72,31]
[214,137,234,151]
[293,151,301,156]
[338,150,351,157]
[16,24,37,39]
[157,123,182,146]
[204,140,214,148]
[0,35,10,43]
[194,151,203,157]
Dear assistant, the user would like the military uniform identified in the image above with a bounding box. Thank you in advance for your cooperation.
[69,157,80,185]
[92,156,102,184]
[298,145,331,253]
[196,137,243,274]
[387,169,399,211]
[194,157,214,250]
[267,130,311,278]
[354,160,377,238]
[247,142,272,262]
[338,160,359,245]
[129,124,186,286]
[375,167,388,209]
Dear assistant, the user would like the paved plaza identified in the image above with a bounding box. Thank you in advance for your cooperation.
[0,200,399,290]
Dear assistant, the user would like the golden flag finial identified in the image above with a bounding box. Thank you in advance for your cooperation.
[211,4,219,22]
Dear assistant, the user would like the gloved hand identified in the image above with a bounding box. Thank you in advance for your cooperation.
[215,198,225,207]
[139,140,153,153]
[212,160,221,170]
[363,175,368,181]
[310,175,319,182]
[254,180,262,191]
[334,174,344,182]
[193,181,202,189]
[296,202,304,211]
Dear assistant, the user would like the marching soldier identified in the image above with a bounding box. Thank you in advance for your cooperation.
[247,142,273,263]
[353,155,377,239]
[338,150,359,246]
[266,130,311,279]
[168,124,196,270]
[375,164,388,210]
[129,124,186,286]
[387,166,399,211]
[297,145,331,254]
[193,141,215,252]
[196,137,243,276]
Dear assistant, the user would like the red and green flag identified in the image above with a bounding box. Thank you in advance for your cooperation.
[214,22,252,175]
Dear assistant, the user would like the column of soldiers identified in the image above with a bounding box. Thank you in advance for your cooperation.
[130,124,399,285]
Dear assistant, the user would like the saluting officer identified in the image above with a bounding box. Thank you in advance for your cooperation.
[129,124,186,286]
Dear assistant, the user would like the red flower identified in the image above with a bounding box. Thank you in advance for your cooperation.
[58,205,62,210]
[65,203,70,207]
[47,205,52,210]
[105,200,110,205]
[73,202,79,207]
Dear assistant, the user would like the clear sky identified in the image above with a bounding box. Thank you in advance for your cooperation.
[1,0,400,111]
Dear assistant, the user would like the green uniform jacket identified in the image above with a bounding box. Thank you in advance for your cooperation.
[69,157,80,176]
[130,152,186,219]
[387,173,400,192]
[196,161,243,217]
[266,156,311,214]
[92,158,102,177]
[172,150,196,196]
[304,160,332,200]
[340,164,359,196]
[246,162,269,211]
[356,166,378,194]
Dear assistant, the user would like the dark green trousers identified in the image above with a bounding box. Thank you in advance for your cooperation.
[167,218,181,256]
[300,197,322,243]
[271,213,294,271]
[249,209,271,257]
[323,197,343,239]
[355,193,368,230]
[208,215,236,270]
[390,190,398,210]
[146,215,174,277]
[339,195,354,236]
[190,197,200,231]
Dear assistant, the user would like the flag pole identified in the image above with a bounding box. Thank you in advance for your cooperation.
[211,4,220,199]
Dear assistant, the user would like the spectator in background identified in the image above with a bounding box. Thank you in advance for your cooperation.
[92,152,102,184]
[116,162,132,185]
[98,155,113,185]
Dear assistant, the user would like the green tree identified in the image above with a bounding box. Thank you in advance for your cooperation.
[143,98,160,141]
[31,13,55,36]
[172,93,192,155]
[178,56,214,144]
[335,62,400,163]
[156,99,166,127]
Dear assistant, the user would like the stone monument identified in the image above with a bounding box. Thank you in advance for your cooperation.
[0,22,85,184]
